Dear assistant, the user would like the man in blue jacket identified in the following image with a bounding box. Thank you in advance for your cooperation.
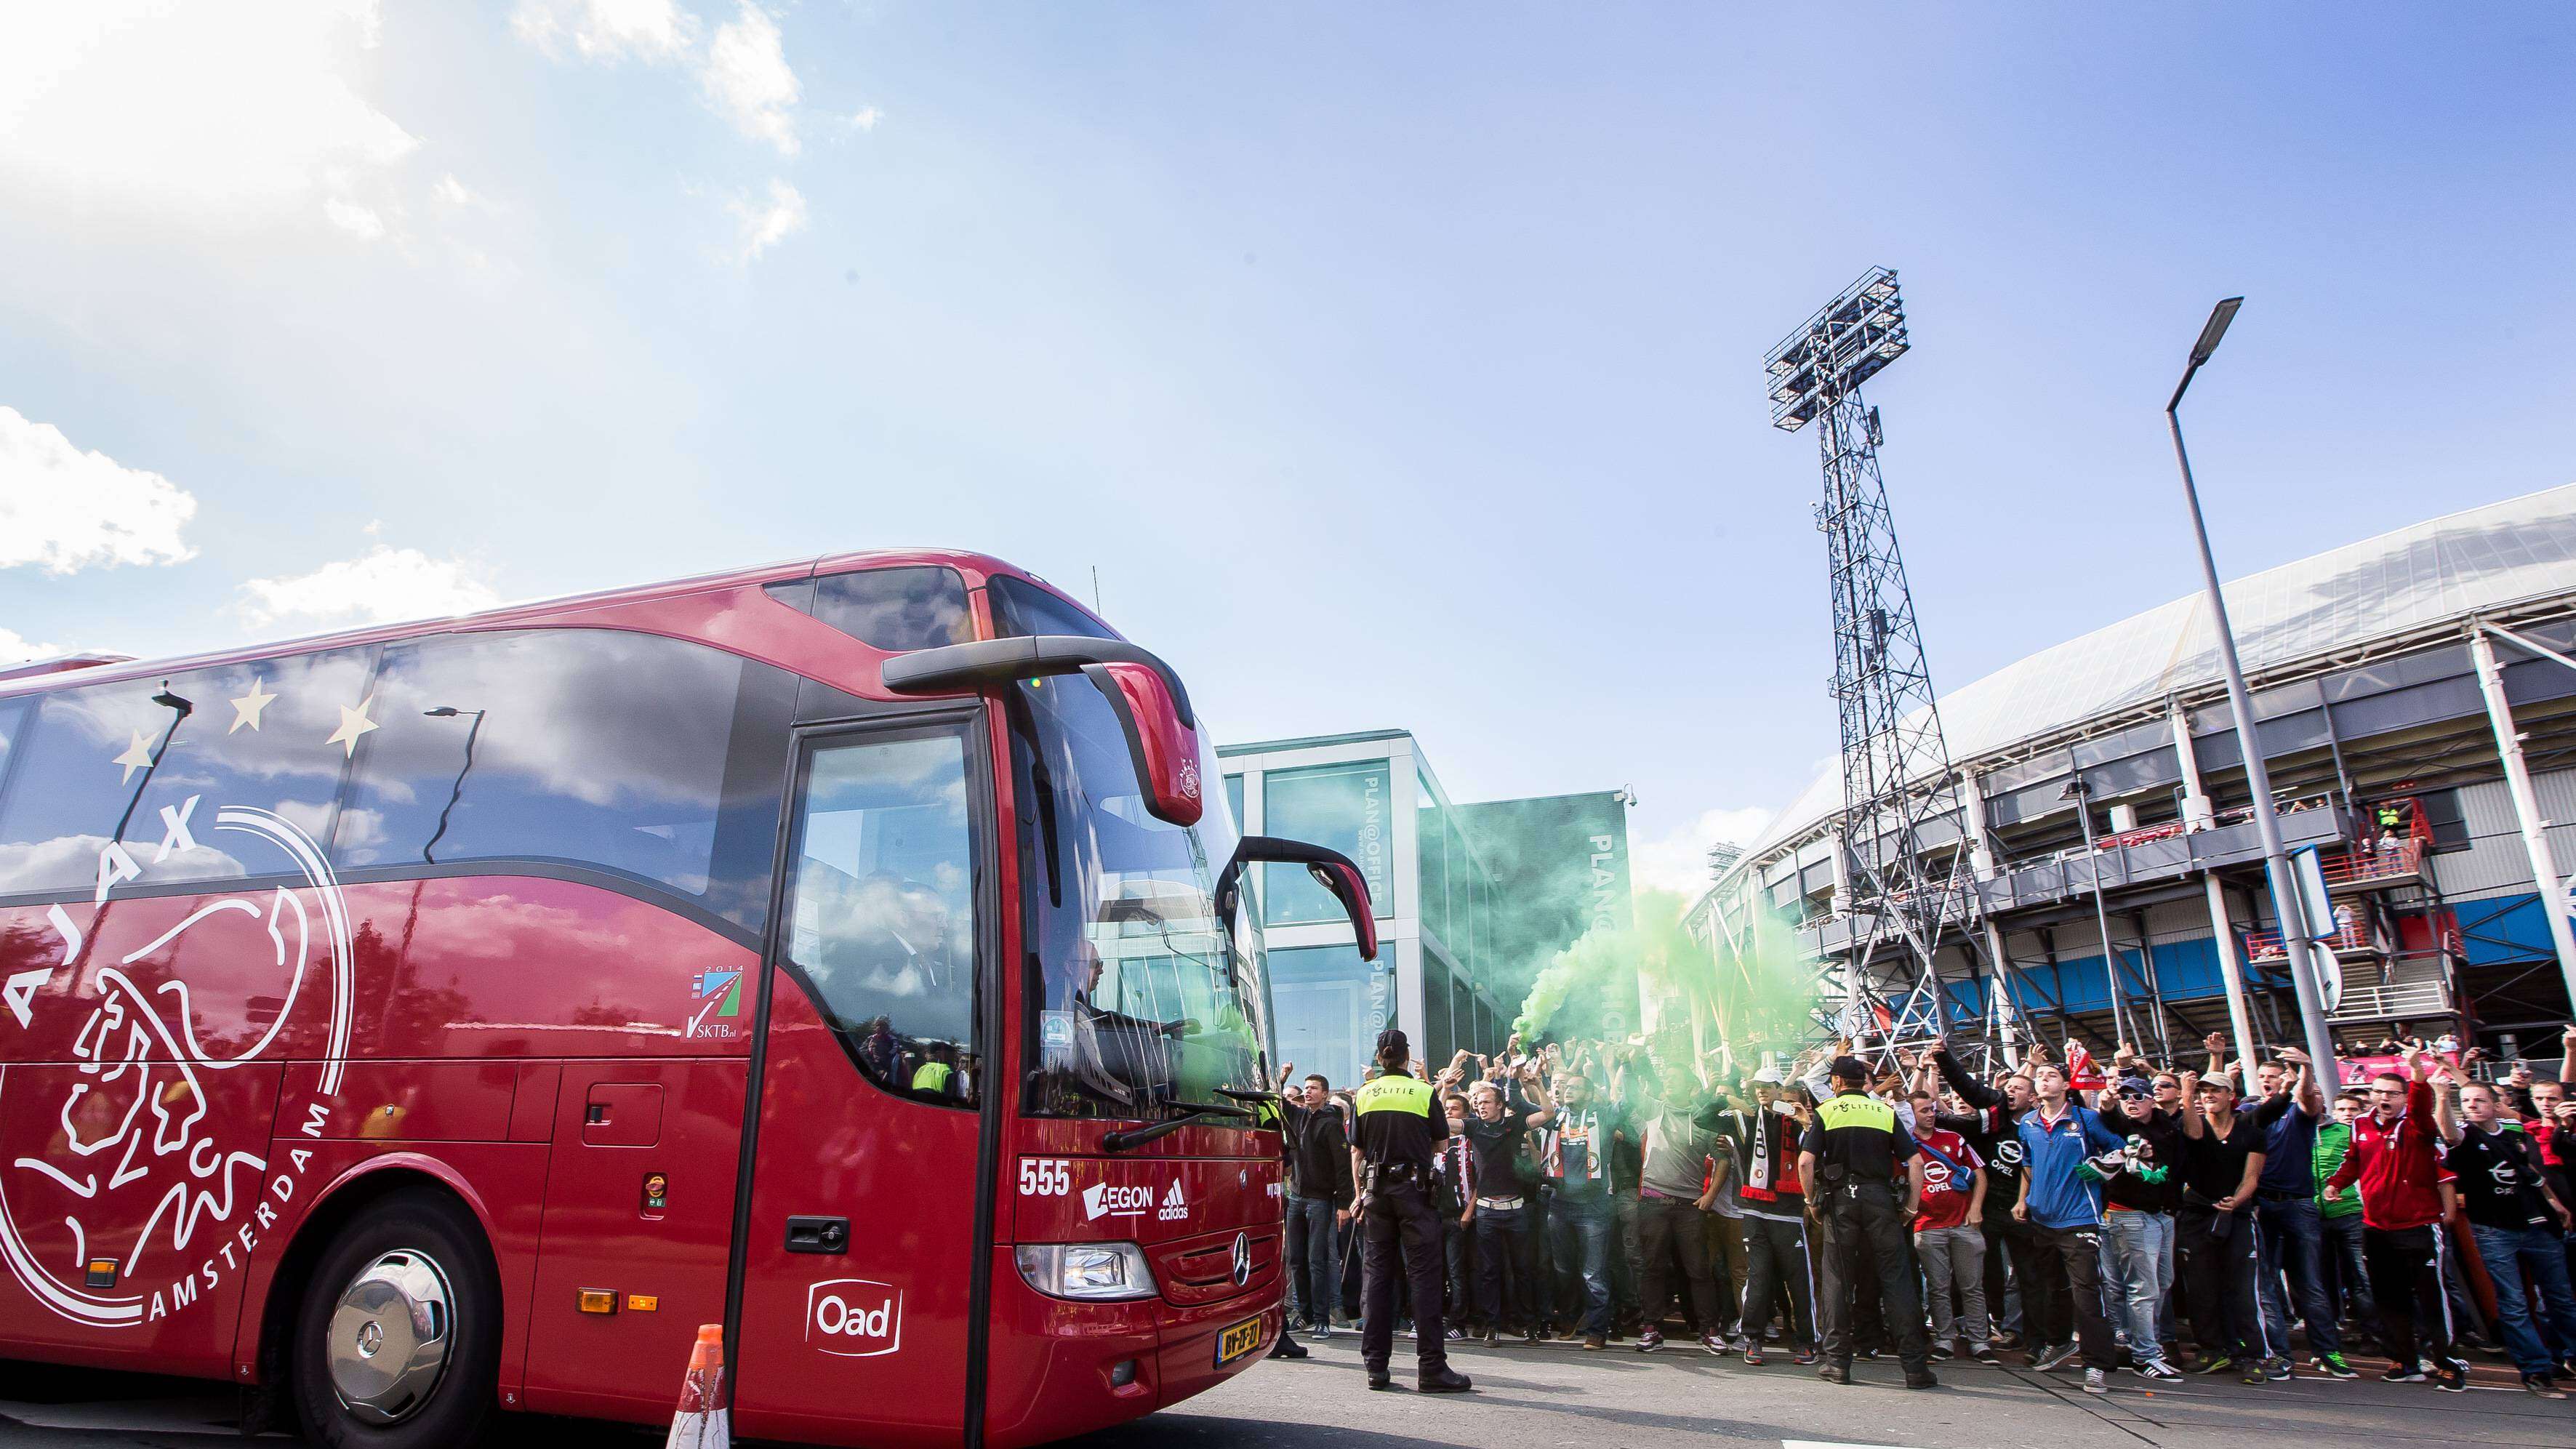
[2010,1060,2130,1395]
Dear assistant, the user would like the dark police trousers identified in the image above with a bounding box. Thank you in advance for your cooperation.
[1362,1184,1453,1373]
[1814,1180,1929,1371]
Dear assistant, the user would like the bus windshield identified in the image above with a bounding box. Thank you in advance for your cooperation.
[1007,672,1271,1122]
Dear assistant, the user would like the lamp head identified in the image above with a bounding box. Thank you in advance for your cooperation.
[424,707,461,718]
[2190,297,2243,366]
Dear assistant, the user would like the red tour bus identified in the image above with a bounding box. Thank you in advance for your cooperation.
[0,552,1378,1448]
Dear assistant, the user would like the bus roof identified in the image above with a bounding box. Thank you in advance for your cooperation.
[1,547,1109,699]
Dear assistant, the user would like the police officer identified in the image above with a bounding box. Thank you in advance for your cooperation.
[1798,1055,1937,1389]
[1352,1029,1474,1394]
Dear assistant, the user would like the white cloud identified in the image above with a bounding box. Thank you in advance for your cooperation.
[702,3,799,153]
[0,627,60,666]
[0,2,419,230]
[0,406,198,574]
[511,0,697,63]
[845,105,880,133]
[513,0,801,155]
[239,545,501,626]
[323,198,388,241]
[1630,806,1775,897]
[729,178,807,262]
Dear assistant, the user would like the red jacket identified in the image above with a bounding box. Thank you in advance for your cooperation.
[2324,1079,2444,1231]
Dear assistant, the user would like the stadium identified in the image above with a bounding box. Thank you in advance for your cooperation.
[1686,482,2576,1069]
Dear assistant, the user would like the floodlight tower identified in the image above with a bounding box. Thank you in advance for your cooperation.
[1763,268,1989,1045]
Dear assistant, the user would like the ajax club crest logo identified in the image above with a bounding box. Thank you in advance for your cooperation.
[1,688,359,1331]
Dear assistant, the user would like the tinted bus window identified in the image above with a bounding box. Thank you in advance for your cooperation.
[809,566,974,652]
[783,731,980,1104]
[0,649,375,896]
[338,630,794,932]
[987,575,1118,641]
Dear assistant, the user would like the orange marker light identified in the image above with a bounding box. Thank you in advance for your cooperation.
[577,1289,618,1314]
[627,1294,659,1312]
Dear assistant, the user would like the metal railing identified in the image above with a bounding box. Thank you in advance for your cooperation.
[2319,836,2425,887]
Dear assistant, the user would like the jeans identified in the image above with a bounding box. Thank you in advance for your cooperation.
[1547,1189,1615,1336]
[2103,1211,2174,1365]
[1285,1195,1340,1327]
[1914,1222,1990,1346]
[1443,1213,1472,1322]
[2321,1210,2379,1347]
[1611,1189,1642,1330]
[1740,1213,1816,1348]
[1981,1211,2034,1338]
[1636,1193,1720,1332]
[1473,1201,1538,1331]
[1704,1211,1750,1332]
[2255,1195,2339,1355]
[2470,1222,2576,1378]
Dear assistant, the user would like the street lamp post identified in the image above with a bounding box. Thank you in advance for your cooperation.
[2166,298,2341,1084]
[422,706,486,864]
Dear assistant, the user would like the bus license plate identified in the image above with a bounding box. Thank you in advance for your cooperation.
[1215,1316,1264,1366]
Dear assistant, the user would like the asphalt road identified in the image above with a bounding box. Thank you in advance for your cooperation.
[6,1335,2573,1449]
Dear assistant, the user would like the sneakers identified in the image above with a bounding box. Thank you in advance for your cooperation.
[1793,1346,1820,1366]
[2433,1360,2468,1393]
[1403,1325,1419,1340]
[1445,1326,1466,1341]
[1970,1344,2002,1365]
[1480,1325,1502,1346]
[1727,1333,1754,1353]
[1743,1343,1768,1366]
[2240,1360,2269,1386]
[1700,1333,1727,1356]
[1419,1367,1474,1394]
[1521,1328,1544,1346]
[2266,1356,2292,1382]
[1582,1334,1607,1351]
[2135,1360,2183,1381]
[1309,1320,1334,1339]
[2524,1375,2569,1400]
[2382,1361,2428,1383]
[2195,1354,2236,1376]
[2311,1352,2358,1379]
[2033,1342,2079,1372]
[1637,1328,1666,1353]
[2083,1368,2108,1395]
[1930,1340,1957,1361]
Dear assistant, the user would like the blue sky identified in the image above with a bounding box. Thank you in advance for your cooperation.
[3,3,2572,892]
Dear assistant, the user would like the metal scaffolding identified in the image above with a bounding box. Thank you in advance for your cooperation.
[1764,268,1991,1048]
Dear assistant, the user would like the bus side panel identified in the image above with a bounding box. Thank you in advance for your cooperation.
[229,1142,551,1410]
[0,1061,284,1378]
[980,1253,1160,1449]
[520,1058,745,1424]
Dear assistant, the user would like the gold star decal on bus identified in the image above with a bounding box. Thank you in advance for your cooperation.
[325,695,379,757]
[112,730,155,784]
[229,678,277,734]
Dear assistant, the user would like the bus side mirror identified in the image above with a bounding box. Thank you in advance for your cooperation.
[1214,837,1379,962]
[1079,662,1203,827]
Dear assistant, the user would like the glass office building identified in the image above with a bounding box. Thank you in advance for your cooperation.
[1219,729,1631,1091]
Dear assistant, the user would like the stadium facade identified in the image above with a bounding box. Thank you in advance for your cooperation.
[1686,483,2576,1067]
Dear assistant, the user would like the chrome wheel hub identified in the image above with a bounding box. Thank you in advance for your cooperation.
[326,1249,454,1425]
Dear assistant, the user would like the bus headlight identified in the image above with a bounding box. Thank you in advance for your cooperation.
[1014,1243,1157,1301]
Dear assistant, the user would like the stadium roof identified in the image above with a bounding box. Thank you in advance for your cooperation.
[1744,481,2576,860]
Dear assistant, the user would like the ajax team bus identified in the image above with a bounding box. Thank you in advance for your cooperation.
[0,552,1378,1448]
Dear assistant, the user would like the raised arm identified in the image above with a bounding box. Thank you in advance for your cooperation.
[1929,1035,2004,1112]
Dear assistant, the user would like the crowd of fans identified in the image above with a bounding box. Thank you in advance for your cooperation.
[1269,1021,2576,1398]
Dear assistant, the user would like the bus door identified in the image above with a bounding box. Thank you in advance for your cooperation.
[731,718,996,1447]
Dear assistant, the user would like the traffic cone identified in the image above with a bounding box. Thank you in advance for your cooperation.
[664,1323,730,1449]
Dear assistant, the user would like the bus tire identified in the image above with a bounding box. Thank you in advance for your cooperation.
[289,1187,500,1449]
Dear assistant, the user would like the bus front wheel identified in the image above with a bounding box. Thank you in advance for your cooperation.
[290,1187,501,1448]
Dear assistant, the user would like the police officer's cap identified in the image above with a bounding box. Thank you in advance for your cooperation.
[1828,1055,1869,1083]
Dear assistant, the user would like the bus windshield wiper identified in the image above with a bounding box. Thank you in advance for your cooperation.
[1101,1103,1253,1153]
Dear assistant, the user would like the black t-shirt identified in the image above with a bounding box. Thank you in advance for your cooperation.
[2444,1123,2558,1231]
[1460,1103,1541,1198]
[2103,1112,2183,1213]
[2180,1115,2263,1203]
